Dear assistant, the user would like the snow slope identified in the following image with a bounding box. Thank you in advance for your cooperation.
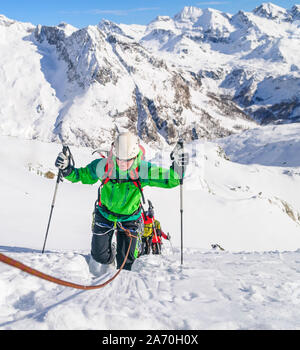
[218,123,300,167]
[2,246,300,330]
[1,126,300,329]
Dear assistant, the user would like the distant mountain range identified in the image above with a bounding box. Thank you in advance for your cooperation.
[0,2,299,147]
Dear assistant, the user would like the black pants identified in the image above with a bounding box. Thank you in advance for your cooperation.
[152,242,162,255]
[141,236,152,255]
[91,210,139,271]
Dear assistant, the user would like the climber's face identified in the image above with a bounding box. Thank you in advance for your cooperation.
[116,157,135,171]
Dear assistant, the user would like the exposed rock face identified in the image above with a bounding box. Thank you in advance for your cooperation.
[28,18,255,147]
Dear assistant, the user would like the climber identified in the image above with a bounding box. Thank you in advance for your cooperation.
[141,210,154,256]
[55,131,188,274]
[151,218,170,255]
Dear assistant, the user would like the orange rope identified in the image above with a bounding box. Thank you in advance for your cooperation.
[0,228,136,290]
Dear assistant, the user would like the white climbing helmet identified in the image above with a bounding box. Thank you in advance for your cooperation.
[113,132,140,160]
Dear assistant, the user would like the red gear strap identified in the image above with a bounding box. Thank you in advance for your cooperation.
[98,147,144,207]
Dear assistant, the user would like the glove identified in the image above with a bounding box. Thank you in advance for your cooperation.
[170,142,189,178]
[55,151,73,177]
[147,208,154,219]
[172,151,189,167]
[167,233,171,240]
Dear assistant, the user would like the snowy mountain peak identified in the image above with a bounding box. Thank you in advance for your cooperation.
[98,19,126,36]
[56,22,78,36]
[173,6,203,22]
[147,15,174,28]
[152,15,172,22]
[193,8,233,32]
[146,15,177,34]
[253,2,288,20]
[291,4,300,20]
[0,13,34,31]
[0,14,16,26]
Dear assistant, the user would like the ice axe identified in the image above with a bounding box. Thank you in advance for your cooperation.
[42,145,73,254]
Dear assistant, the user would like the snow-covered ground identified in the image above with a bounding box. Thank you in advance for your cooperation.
[218,123,300,167]
[2,246,300,330]
[1,124,300,330]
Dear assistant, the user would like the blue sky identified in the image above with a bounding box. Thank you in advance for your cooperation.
[0,1,298,27]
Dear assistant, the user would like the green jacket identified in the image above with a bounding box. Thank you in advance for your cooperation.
[65,150,182,222]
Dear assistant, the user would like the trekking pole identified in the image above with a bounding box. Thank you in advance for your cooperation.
[168,233,174,254]
[177,140,184,265]
[171,139,185,265]
[180,171,183,265]
[42,145,69,254]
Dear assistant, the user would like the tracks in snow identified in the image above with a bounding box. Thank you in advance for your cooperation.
[1,247,300,329]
